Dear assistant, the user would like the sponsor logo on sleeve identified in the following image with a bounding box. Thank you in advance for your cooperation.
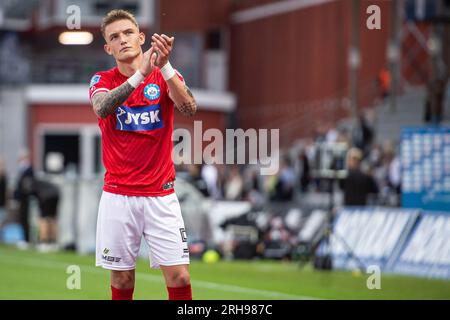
[90,75,101,87]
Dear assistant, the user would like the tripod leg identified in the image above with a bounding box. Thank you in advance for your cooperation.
[331,231,366,272]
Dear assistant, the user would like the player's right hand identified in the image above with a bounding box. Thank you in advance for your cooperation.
[139,46,158,77]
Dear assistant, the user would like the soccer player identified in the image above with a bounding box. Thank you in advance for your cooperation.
[89,9,196,300]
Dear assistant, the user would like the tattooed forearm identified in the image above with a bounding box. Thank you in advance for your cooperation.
[175,85,197,116]
[176,101,197,116]
[185,85,194,98]
[92,81,135,118]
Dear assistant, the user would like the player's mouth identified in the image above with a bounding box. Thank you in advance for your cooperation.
[120,47,132,52]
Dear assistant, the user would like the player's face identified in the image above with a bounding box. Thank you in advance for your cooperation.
[104,19,145,62]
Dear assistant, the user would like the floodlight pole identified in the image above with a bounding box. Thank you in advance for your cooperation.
[388,0,401,114]
[349,0,361,124]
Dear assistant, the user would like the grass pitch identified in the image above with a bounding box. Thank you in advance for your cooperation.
[1,244,449,300]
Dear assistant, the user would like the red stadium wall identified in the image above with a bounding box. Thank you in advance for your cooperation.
[159,0,230,31]
[229,0,392,146]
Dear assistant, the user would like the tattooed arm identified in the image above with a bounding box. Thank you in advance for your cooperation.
[91,81,135,118]
[167,76,197,117]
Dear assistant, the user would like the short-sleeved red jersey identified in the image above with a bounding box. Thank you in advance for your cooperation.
[89,67,182,196]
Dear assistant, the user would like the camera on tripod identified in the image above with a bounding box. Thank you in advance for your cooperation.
[311,142,349,181]
[309,142,361,271]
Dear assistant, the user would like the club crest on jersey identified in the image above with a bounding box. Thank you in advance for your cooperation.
[90,75,101,87]
[116,104,164,132]
[144,84,160,100]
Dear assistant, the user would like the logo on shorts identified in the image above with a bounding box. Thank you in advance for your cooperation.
[180,228,187,243]
[144,84,160,100]
[102,248,122,263]
[182,248,189,259]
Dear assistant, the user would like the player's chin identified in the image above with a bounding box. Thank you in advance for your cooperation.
[117,50,139,62]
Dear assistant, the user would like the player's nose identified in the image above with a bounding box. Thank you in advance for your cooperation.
[119,34,127,44]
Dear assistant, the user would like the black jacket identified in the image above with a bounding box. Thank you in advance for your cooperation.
[341,169,379,206]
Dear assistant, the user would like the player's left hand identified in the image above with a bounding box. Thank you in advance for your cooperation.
[151,33,174,68]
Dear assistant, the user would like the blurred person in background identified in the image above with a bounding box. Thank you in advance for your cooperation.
[89,10,196,300]
[341,148,378,206]
[33,179,60,251]
[352,111,374,157]
[297,149,311,193]
[186,164,209,197]
[13,150,34,245]
[201,163,221,199]
[424,77,446,125]
[224,165,243,200]
[242,166,265,208]
[380,141,401,205]
[377,66,391,102]
[0,157,7,224]
[271,156,295,201]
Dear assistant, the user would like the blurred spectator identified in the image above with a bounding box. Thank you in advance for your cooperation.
[368,143,383,169]
[186,164,209,197]
[242,167,266,208]
[337,127,351,145]
[224,166,244,200]
[383,142,401,199]
[340,148,379,206]
[0,157,7,223]
[325,124,339,143]
[33,179,60,249]
[445,78,450,118]
[313,123,328,143]
[352,112,374,157]
[297,150,311,192]
[377,67,391,101]
[424,77,446,124]
[201,163,221,199]
[13,150,34,243]
[271,157,295,201]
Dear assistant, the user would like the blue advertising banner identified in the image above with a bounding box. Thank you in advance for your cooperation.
[330,208,419,271]
[327,208,450,280]
[401,127,450,212]
[392,211,450,279]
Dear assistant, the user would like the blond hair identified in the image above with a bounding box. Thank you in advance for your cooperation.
[101,9,139,38]
[347,147,363,163]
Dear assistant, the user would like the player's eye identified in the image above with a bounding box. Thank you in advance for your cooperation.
[110,35,117,40]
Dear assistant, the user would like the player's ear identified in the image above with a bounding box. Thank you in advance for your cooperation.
[139,32,145,46]
[104,43,113,56]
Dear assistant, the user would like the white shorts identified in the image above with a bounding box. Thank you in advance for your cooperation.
[95,191,190,270]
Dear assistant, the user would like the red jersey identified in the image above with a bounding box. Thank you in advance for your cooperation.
[89,67,182,197]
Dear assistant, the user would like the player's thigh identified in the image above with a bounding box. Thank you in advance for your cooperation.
[143,193,190,269]
[96,192,144,270]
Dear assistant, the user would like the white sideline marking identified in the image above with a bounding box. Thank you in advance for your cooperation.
[0,252,318,300]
